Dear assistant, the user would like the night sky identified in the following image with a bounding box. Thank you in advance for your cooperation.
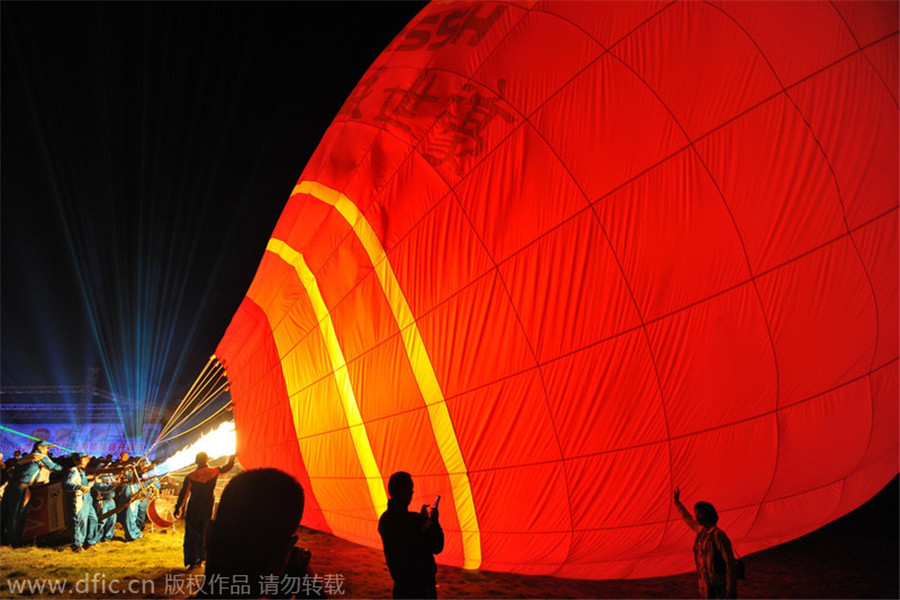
[2,2,428,415]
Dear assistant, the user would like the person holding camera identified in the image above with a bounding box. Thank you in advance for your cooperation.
[674,487,739,599]
[378,471,444,599]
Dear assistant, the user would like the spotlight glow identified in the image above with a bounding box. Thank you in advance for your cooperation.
[156,420,235,474]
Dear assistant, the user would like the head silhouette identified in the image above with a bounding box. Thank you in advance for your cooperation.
[32,440,51,455]
[195,452,209,467]
[72,453,91,468]
[694,501,719,529]
[205,468,304,586]
[388,471,414,507]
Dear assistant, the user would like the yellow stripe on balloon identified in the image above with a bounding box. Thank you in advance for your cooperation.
[265,238,389,517]
[292,180,483,570]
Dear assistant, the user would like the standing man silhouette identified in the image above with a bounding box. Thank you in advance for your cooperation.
[378,471,444,599]
[174,452,235,568]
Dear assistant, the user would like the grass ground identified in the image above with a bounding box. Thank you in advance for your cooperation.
[1,477,897,599]
[1,524,190,599]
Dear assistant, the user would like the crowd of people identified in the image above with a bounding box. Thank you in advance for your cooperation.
[2,441,739,599]
[0,439,162,551]
[190,465,738,599]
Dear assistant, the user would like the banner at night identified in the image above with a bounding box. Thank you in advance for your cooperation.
[0,423,162,457]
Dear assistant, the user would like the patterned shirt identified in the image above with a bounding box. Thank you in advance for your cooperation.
[675,498,738,598]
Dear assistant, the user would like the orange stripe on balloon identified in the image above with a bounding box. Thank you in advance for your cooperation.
[265,238,389,517]
[292,180,483,570]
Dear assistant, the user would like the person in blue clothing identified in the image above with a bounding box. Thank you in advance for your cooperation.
[138,471,162,531]
[63,452,96,552]
[89,473,119,544]
[133,460,156,531]
[1,439,64,546]
[116,470,144,541]
[136,495,149,531]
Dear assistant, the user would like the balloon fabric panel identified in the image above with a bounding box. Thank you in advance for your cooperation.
[831,0,900,47]
[694,96,848,274]
[853,214,899,368]
[863,36,899,101]
[216,298,330,533]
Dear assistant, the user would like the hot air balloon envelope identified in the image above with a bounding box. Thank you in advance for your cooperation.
[217,0,899,579]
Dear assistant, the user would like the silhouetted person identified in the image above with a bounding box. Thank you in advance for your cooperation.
[174,452,235,568]
[1,440,63,546]
[378,472,444,599]
[674,487,738,599]
[198,468,313,599]
[4,450,21,470]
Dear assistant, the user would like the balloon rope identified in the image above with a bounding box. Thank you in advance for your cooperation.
[150,380,225,452]
[150,393,230,453]
[154,390,232,445]
[148,357,228,454]
[147,395,223,456]
[158,357,220,438]
[159,378,229,440]
[156,358,222,441]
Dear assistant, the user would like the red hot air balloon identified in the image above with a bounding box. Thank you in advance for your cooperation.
[215,0,898,579]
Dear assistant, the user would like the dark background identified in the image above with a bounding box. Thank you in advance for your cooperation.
[2,1,427,413]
